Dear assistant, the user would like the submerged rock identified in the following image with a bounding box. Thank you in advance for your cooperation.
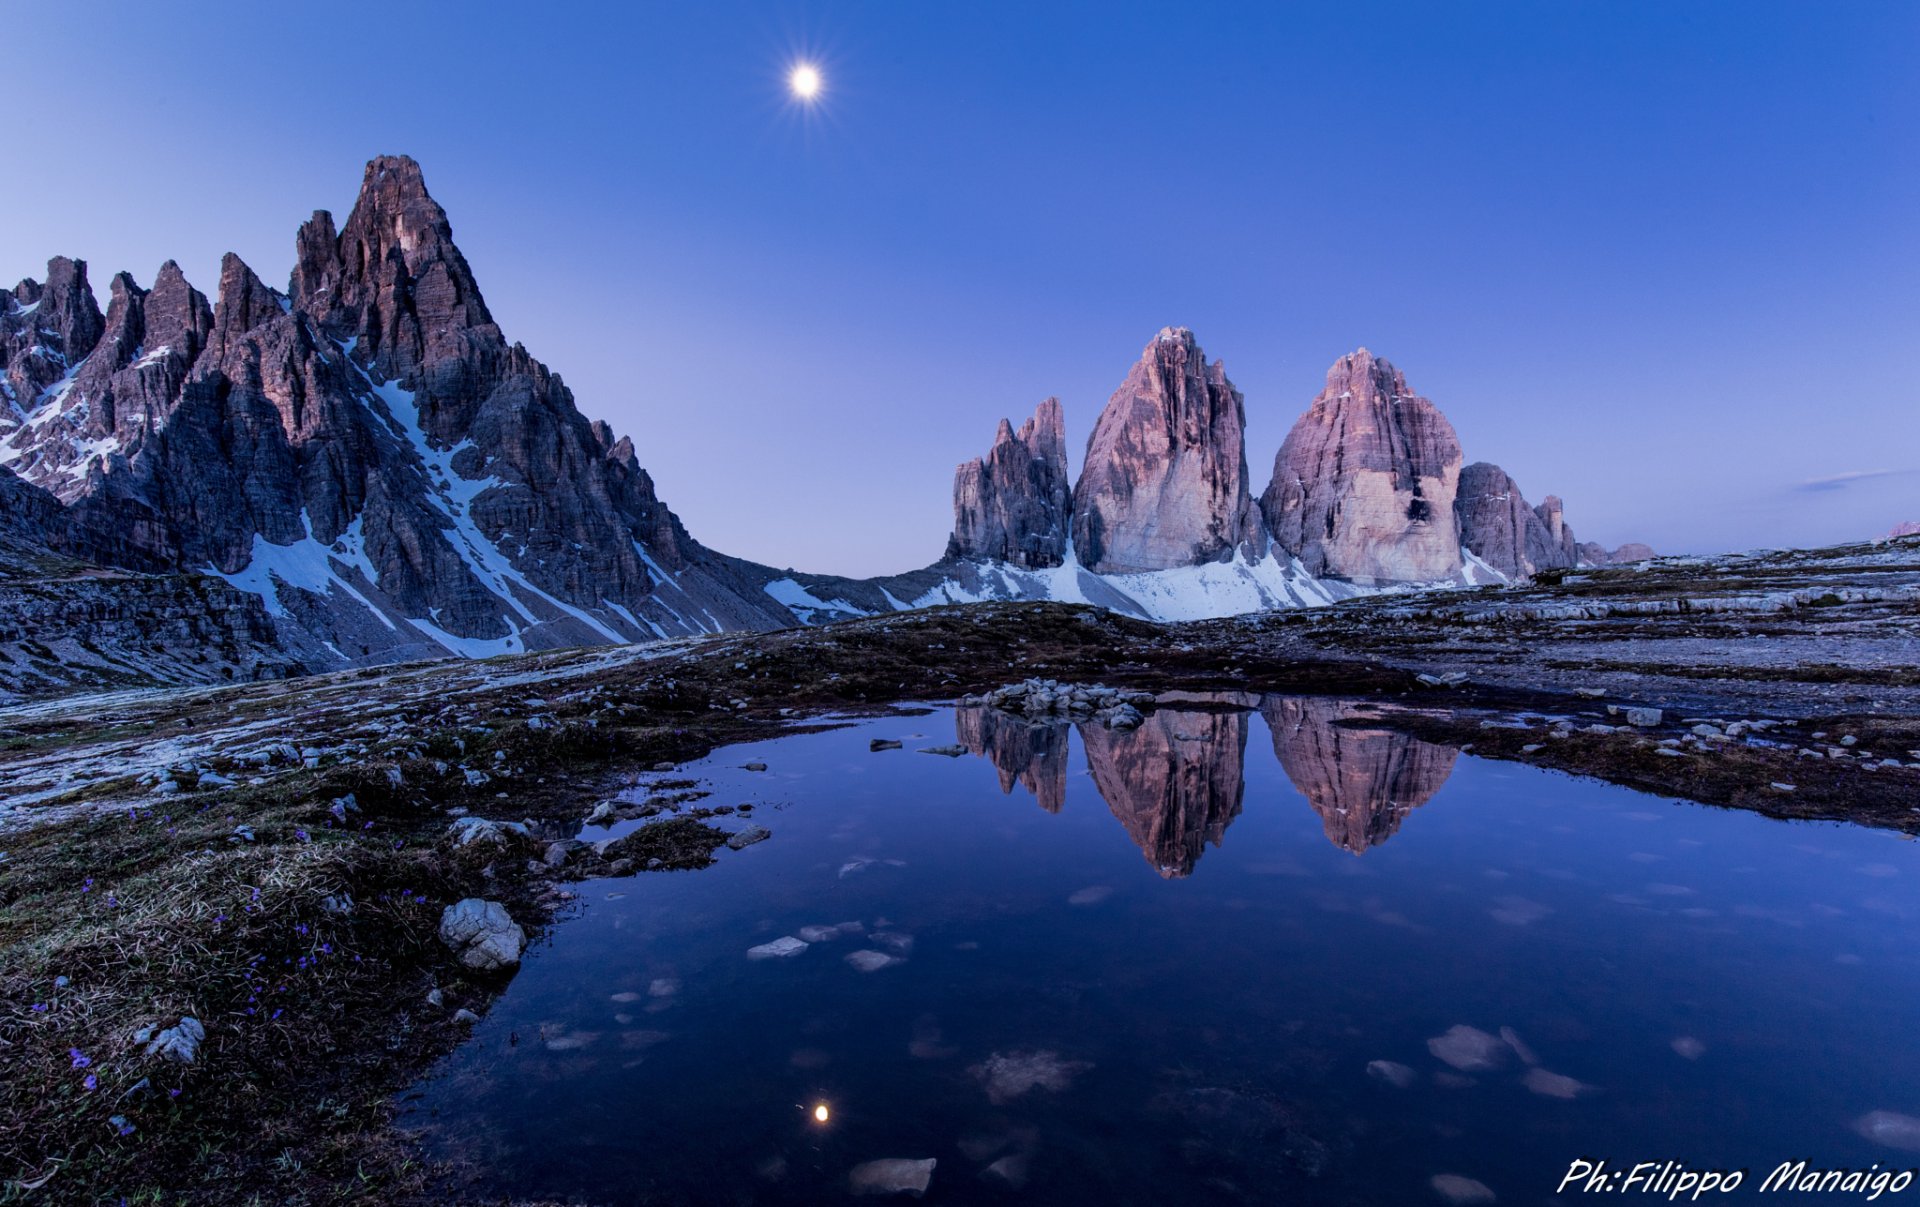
[1427,1025,1508,1072]
[980,1154,1030,1190]
[1521,1067,1591,1099]
[1855,1110,1920,1152]
[1367,1059,1417,1088]
[1431,1173,1497,1203]
[970,1049,1091,1104]
[848,1157,936,1197]
[1671,1036,1706,1060]
[746,936,808,960]
[725,825,771,850]
[845,950,901,973]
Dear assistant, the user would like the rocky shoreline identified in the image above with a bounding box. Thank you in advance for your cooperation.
[2,550,1917,1202]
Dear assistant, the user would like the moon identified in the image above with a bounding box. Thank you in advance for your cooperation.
[789,62,823,101]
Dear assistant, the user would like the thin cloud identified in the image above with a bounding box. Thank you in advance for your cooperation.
[1795,468,1916,493]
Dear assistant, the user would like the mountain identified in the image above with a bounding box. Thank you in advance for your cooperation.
[1,156,795,675]
[1259,349,1465,585]
[0,154,1643,698]
[947,398,1070,568]
[1072,328,1266,574]
[1455,462,1574,580]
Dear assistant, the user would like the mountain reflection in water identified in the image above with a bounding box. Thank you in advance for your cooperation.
[955,696,1456,872]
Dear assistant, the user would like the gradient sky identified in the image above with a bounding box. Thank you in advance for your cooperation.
[7,2,1916,576]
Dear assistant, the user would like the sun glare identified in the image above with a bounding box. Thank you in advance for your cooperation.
[789,62,823,101]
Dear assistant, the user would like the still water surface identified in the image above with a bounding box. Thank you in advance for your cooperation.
[404,698,1920,1204]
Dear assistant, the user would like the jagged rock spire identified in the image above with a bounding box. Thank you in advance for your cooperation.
[1261,348,1463,584]
[947,397,1070,568]
[1071,327,1266,574]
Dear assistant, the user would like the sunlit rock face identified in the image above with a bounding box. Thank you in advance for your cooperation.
[947,398,1071,569]
[1078,708,1248,877]
[954,705,1070,813]
[1071,328,1266,574]
[1261,698,1457,854]
[1260,349,1463,584]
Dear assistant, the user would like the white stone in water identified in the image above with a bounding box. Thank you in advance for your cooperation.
[1499,1026,1538,1065]
[1431,1173,1497,1203]
[610,991,642,1003]
[648,978,680,997]
[1367,1060,1417,1088]
[747,937,808,960]
[849,1157,936,1197]
[1522,1067,1591,1099]
[1427,1025,1508,1072]
[1855,1111,1920,1152]
[845,950,901,973]
[970,1050,1091,1105]
[1067,885,1113,906]
[798,925,843,943]
[870,931,915,954]
[980,1154,1030,1190]
[1671,1036,1706,1060]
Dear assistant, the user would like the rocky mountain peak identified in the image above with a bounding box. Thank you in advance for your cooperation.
[293,154,497,381]
[948,396,1070,568]
[1455,462,1575,580]
[1071,328,1266,574]
[3,257,106,405]
[1261,348,1463,584]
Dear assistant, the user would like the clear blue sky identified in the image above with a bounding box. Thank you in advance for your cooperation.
[8,1,1916,574]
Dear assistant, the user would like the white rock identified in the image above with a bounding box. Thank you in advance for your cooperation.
[849,1158,936,1197]
[438,899,526,971]
[1521,1067,1591,1099]
[1855,1111,1920,1152]
[845,950,901,973]
[1367,1059,1417,1088]
[1431,1174,1496,1203]
[747,937,809,960]
[1427,1025,1508,1072]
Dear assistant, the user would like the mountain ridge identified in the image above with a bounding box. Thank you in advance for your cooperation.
[0,155,1643,698]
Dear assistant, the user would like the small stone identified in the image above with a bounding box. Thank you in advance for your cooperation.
[1427,1025,1507,1072]
[980,1154,1029,1190]
[970,1049,1090,1104]
[1855,1111,1920,1152]
[870,739,903,752]
[425,988,445,1009]
[849,1157,936,1197]
[1624,707,1663,727]
[1521,1067,1590,1099]
[747,936,809,960]
[1431,1174,1496,1203]
[726,825,772,850]
[1367,1059,1417,1088]
[452,1008,480,1025]
[845,950,900,973]
[742,762,767,771]
[1671,1036,1706,1060]
[918,745,966,757]
[142,1017,205,1064]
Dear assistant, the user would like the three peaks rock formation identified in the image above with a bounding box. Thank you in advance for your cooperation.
[0,155,1644,698]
